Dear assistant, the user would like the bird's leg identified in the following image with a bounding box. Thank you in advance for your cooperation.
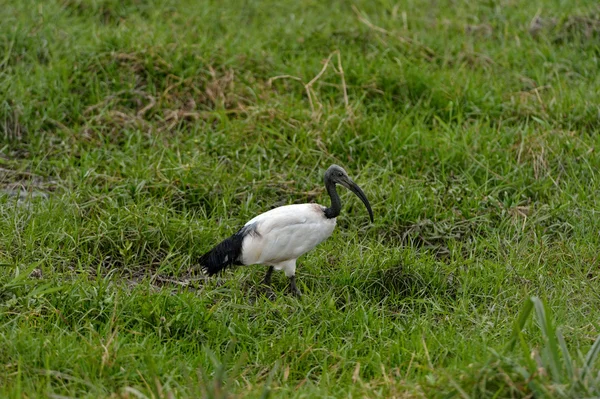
[288,275,302,297]
[263,266,274,286]
[261,266,275,299]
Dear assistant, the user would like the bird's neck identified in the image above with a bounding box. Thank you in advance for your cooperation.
[324,180,341,219]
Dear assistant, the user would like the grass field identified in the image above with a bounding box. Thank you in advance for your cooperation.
[1,0,600,397]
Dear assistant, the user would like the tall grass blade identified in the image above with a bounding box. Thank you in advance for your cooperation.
[555,328,574,382]
[531,297,562,384]
[581,334,600,382]
[506,297,534,352]
[259,361,280,399]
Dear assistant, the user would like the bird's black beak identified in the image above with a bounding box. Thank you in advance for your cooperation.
[342,179,374,223]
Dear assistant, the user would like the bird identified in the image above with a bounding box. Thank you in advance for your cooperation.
[198,164,374,296]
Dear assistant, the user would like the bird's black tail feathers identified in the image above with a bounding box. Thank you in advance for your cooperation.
[198,224,257,276]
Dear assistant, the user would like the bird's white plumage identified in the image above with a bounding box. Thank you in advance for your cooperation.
[239,203,336,276]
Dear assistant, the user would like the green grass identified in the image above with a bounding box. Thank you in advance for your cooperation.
[1,0,600,397]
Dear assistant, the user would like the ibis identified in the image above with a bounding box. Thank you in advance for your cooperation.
[198,164,374,296]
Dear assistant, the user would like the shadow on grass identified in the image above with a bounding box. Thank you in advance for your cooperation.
[360,263,458,304]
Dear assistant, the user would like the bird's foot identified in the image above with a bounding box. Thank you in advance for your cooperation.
[288,276,302,297]
[261,285,276,300]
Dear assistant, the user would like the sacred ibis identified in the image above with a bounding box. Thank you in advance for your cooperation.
[198,164,374,296]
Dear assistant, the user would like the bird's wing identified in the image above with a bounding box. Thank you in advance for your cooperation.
[240,204,335,266]
[246,204,324,236]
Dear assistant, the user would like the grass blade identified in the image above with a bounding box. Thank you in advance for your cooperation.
[259,361,280,399]
[555,328,574,381]
[531,297,562,384]
[581,335,600,382]
[506,297,534,352]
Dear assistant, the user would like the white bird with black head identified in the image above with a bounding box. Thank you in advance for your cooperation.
[198,165,374,296]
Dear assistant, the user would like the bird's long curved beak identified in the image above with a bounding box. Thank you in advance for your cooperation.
[343,179,374,223]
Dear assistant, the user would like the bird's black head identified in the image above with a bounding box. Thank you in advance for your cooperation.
[324,164,350,185]
[324,164,374,222]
